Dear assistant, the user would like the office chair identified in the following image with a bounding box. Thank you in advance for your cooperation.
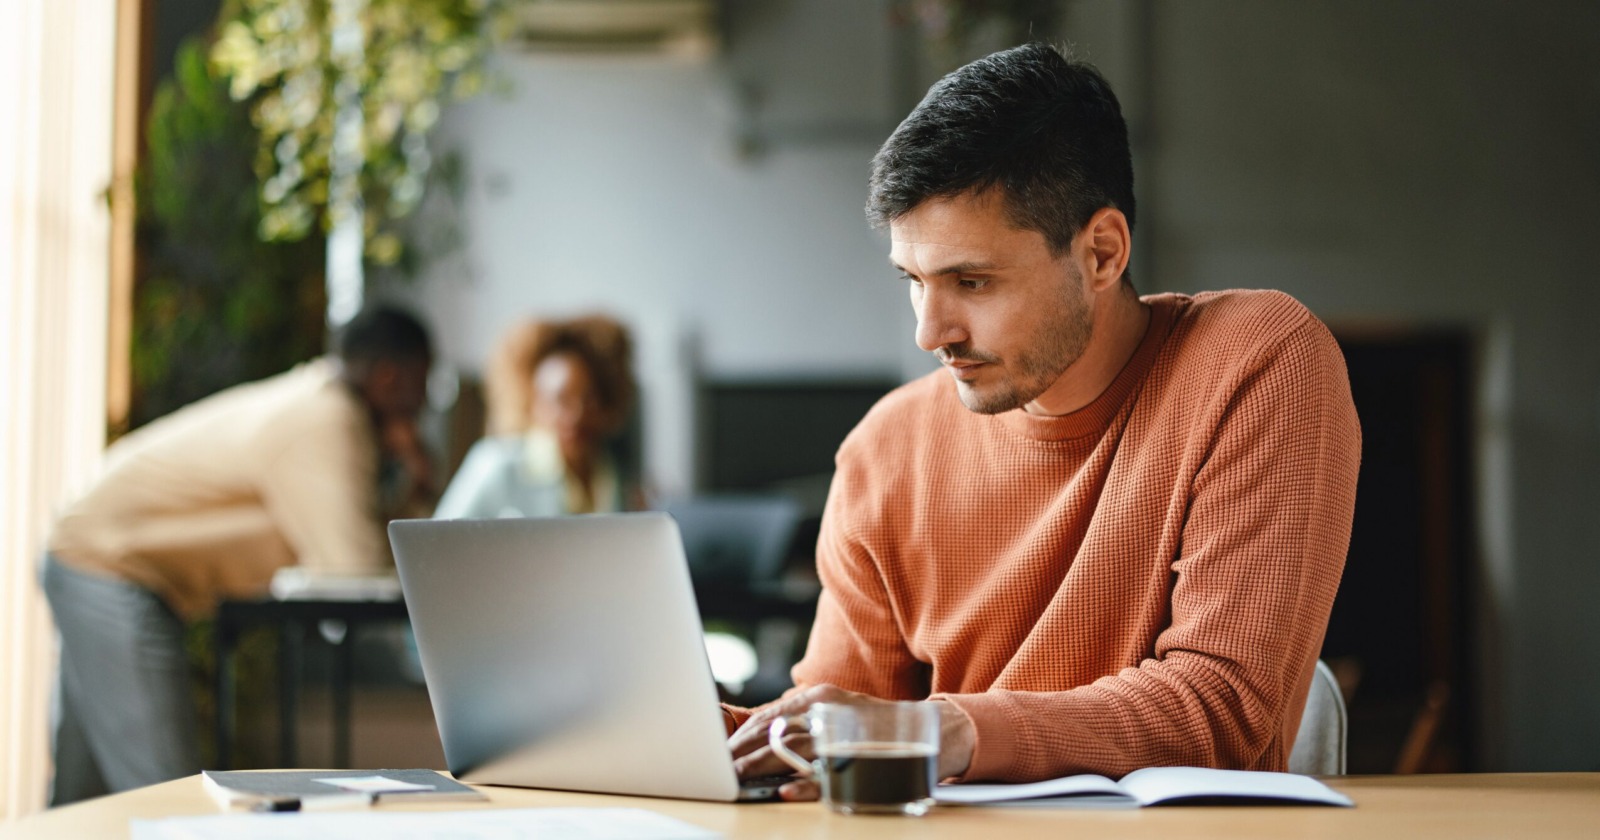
[661,495,805,702]
[660,495,803,589]
[1289,659,1348,775]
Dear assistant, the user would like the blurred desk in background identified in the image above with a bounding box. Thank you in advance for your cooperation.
[212,594,409,770]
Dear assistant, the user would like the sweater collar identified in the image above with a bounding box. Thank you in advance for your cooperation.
[995,294,1181,442]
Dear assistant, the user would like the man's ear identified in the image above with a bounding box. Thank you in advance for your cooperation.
[1078,207,1131,292]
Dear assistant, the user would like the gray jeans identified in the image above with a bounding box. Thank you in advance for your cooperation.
[41,554,200,805]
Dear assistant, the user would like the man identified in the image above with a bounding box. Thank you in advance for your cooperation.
[41,305,434,805]
[728,43,1360,797]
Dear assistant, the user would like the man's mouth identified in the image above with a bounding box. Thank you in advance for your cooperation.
[943,359,987,381]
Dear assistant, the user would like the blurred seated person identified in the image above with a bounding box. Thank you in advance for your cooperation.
[436,314,638,518]
[40,306,435,805]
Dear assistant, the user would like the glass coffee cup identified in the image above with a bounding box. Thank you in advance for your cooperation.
[767,701,940,816]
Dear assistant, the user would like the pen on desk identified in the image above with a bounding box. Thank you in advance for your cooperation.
[251,792,374,812]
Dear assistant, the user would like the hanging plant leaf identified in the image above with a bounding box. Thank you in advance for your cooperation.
[211,0,513,265]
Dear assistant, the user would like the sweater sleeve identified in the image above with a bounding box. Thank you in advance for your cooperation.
[787,442,931,702]
[939,318,1361,781]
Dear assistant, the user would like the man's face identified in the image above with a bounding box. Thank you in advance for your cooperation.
[366,357,430,425]
[890,189,1093,414]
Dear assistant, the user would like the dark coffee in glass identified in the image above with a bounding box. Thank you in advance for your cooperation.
[769,701,941,816]
[817,742,937,815]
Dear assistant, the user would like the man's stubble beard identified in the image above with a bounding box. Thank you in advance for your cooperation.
[953,271,1094,415]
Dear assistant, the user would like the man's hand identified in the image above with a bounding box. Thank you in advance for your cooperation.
[727,684,976,802]
[379,418,437,502]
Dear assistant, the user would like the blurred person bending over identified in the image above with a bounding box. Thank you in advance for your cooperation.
[436,315,638,518]
[41,306,434,805]
[727,44,1361,797]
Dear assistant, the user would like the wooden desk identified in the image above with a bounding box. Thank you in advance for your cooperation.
[5,773,1596,839]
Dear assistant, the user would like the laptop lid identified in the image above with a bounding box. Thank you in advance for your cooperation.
[389,514,742,801]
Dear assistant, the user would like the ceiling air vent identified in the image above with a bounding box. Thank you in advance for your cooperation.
[512,0,719,56]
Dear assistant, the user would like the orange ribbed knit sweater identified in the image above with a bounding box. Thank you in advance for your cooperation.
[761,290,1360,783]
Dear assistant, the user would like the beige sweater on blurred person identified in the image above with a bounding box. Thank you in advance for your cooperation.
[48,358,390,620]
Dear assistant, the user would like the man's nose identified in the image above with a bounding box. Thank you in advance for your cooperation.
[914,287,966,353]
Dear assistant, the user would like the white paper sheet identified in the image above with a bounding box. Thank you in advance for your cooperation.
[130,807,722,840]
[312,774,435,793]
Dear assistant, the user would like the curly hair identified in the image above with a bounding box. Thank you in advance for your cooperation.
[483,315,636,437]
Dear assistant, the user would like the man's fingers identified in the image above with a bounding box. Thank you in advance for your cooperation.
[728,690,818,757]
[734,731,814,778]
[733,743,797,780]
[729,683,858,748]
[778,778,820,802]
[728,684,878,767]
[728,713,780,759]
[732,688,812,739]
[729,708,778,752]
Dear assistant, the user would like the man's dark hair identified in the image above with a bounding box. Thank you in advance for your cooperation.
[335,305,432,366]
[867,43,1136,257]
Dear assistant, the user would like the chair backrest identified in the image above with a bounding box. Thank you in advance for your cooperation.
[1289,659,1347,775]
[660,495,802,587]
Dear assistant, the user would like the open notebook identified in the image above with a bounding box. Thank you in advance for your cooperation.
[202,769,486,811]
[936,767,1354,808]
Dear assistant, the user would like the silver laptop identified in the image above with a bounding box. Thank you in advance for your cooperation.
[388,513,784,802]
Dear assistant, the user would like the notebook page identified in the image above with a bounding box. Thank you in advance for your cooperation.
[1117,767,1354,806]
[935,773,1130,805]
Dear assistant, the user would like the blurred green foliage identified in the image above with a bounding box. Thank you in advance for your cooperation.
[210,0,513,265]
[131,38,327,429]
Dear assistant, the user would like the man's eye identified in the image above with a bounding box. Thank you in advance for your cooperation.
[959,277,988,290]
[902,273,922,285]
